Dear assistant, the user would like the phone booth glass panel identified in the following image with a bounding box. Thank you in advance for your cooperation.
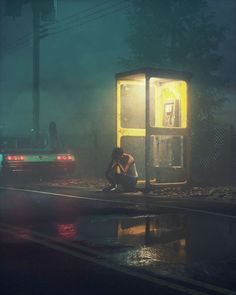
[149,78,187,128]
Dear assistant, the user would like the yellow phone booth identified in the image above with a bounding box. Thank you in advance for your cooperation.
[116,68,192,187]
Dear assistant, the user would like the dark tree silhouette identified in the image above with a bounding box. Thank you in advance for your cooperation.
[122,0,227,125]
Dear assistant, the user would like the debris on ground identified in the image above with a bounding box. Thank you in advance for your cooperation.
[43,177,107,189]
[150,186,236,202]
[42,177,236,203]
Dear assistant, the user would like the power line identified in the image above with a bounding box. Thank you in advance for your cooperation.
[48,0,113,26]
[2,1,129,51]
[1,1,130,54]
[4,38,32,54]
[2,31,33,50]
[46,0,126,29]
[44,3,130,37]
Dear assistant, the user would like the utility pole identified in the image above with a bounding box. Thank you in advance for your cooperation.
[31,0,57,138]
[4,0,56,139]
[0,5,5,136]
[32,1,40,139]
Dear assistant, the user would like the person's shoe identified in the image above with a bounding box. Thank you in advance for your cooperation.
[103,184,118,192]
[109,185,119,192]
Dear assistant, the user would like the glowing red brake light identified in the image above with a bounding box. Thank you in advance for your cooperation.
[56,154,73,161]
[6,155,25,161]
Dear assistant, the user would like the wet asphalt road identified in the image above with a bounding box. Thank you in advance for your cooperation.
[0,184,236,295]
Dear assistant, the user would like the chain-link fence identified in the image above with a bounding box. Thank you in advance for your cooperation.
[60,124,236,186]
[192,124,236,185]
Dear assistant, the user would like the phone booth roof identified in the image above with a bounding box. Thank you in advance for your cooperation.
[116,67,192,81]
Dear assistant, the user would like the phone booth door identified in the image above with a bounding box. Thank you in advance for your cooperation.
[149,78,190,184]
[116,75,146,180]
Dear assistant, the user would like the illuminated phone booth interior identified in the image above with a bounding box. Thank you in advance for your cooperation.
[116,68,191,187]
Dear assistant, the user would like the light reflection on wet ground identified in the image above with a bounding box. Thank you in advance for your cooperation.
[3,212,236,289]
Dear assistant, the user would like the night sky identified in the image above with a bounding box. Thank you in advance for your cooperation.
[0,0,235,138]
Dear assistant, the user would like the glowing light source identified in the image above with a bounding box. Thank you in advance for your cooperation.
[56,154,73,161]
[150,79,187,128]
[116,68,191,185]
[6,155,25,161]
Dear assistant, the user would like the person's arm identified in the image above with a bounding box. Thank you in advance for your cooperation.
[116,154,134,174]
[123,154,134,173]
[116,161,126,174]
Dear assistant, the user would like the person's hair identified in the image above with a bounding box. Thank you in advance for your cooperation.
[112,147,123,159]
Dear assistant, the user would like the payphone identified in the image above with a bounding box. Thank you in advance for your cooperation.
[163,100,180,127]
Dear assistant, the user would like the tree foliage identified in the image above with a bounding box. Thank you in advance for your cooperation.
[123,0,227,124]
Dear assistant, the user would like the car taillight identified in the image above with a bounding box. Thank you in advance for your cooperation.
[56,154,73,161]
[6,155,25,161]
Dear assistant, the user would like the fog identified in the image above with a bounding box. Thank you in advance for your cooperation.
[0,0,235,176]
[0,1,128,135]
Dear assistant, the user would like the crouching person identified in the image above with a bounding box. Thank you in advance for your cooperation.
[104,147,138,192]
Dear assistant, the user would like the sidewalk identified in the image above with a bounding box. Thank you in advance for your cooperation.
[41,177,236,203]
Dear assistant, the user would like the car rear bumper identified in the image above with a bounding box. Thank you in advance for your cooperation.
[1,161,76,175]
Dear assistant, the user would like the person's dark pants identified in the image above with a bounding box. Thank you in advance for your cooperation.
[105,171,138,192]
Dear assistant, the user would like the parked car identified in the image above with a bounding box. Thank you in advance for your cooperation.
[0,136,76,178]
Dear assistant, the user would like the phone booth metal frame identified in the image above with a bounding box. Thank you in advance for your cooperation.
[116,68,192,188]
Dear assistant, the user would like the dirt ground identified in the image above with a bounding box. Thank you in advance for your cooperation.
[43,177,236,203]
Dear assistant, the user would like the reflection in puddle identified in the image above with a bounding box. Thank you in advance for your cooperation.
[10,228,32,243]
[57,224,77,240]
[6,212,236,287]
[53,213,236,287]
[115,214,187,266]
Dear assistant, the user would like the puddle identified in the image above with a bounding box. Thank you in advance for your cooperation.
[3,212,236,289]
